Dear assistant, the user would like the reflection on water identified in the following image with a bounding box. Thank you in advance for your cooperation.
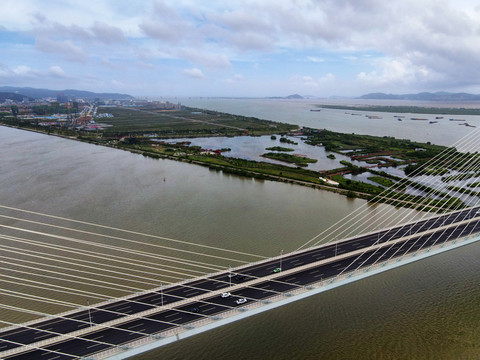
[1,125,480,359]
[165,135,376,172]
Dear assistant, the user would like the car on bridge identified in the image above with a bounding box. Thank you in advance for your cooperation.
[221,292,231,298]
[236,298,247,305]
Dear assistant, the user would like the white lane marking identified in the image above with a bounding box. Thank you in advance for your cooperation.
[127,322,144,329]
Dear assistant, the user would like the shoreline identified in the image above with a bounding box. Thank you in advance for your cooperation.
[1,123,448,212]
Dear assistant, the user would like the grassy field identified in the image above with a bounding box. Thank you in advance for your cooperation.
[97,106,297,136]
[261,152,318,166]
[265,146,294,152]
[1,105,471,211]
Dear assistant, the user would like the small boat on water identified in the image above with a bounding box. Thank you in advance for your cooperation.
[410,118,428,120]
[435,116,444,119]
[429,121,438,124]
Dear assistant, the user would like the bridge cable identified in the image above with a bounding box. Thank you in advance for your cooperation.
[0,232,221,279]
[0,204,267,259]
[297,128,480,251]
[303,128,480,251]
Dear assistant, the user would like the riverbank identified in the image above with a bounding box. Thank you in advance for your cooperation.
[0,120,462,213]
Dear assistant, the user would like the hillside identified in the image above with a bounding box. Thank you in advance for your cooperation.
[0,92,34,102]
[0,86,134,100]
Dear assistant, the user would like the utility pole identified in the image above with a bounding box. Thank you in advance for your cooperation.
[87,300,93,327]
[160,282,164,307]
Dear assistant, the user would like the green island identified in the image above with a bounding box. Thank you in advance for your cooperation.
[368,176,396,187]
[262,152,318,166]
[279,137,298,145]
[1,103,477,212]
[265,146,294,152]
[316,104,480,115]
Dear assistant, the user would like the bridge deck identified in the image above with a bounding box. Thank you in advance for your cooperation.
[2,206,480,360]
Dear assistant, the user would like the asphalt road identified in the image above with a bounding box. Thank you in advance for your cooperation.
[2,206,480,359]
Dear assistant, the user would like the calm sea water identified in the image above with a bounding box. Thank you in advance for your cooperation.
[2,97,480,360]
[179,98,480,147]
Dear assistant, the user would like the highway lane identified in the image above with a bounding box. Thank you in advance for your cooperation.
[8,217,480,360]
[2,206,478,351]
[3,206,480,358]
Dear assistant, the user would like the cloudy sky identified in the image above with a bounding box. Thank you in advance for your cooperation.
[1,0,480,97]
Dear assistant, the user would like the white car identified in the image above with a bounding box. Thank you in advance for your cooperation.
[235,297,247,305]
[221,292,231,298]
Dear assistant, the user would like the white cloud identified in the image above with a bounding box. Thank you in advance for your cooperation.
[183,68,206,79]
[2,0,480,95]
[306,56,324,63]
[178,48,231,69]
[48,65,67,78]
[12,65,36,76]
[302,76,318,87]
[140,19,184,43]
[90,21,126,44]
[0,64,74,86]
[101,57,122,70]
[35,38,88,63]
[357,58,435,87]
[111,79,124,87]
[135,61,156,69]
[225,74,244,83]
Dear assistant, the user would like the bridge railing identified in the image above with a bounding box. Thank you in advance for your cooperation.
[4,231,479,360]
[92,231,480,359]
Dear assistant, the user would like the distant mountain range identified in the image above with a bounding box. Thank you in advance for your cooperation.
[266,94,305,99]
[359,92,480,101]
[0,92,34,102]
[0,86,134,100]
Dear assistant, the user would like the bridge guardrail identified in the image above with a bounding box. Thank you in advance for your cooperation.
[91,231,480,359]
[3,229,479,360]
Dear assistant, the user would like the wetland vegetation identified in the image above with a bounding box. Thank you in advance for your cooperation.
[2,104,478,212]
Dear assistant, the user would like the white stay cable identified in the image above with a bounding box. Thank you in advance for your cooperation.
[0,204,267,259]
[302,128,480,251]
[0,213,249,267]
[0,223,232,270]
[1,233,210,279]
[0,235,184,283]
[297,128,480,251]
[0,263,146,294]
[0,247,161,288]
[337,146,480,276]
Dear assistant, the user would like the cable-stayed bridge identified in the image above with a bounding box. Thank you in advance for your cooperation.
[3,129,480,359]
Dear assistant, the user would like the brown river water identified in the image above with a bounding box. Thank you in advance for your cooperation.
[1,104,480,360]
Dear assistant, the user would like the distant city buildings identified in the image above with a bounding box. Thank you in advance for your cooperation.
[0,96,183,132]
